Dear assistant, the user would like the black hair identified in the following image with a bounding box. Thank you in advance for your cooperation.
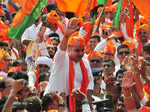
[46,4,57,12]
[24,96,42,112]
[0,41,8,47]
[0,79,6,89]
[65,12,76,19]
[48,32,59,38]
[143,42,150,55]
[103,59,115,67]
[117,44,129,53]
[41,93,53,111]
[115,68,126,79]
[11,71,28,82]
[90,35,101,42]
[12,101,26,112]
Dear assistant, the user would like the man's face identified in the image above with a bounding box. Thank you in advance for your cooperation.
[89,38,99,50]
[68,46,85,62]
[47,46,56,58]
[116,100,125,112]
[103,61,115,75]
[51,39,59,48]
[49,23,58,31]
[90,57,102,68]
[103,52,114,60]
[16,109,28,112]
[37,64,50,74]
[102,28,112,39]
[138,29,149,42]
[82,15,91,22]
[117,48,130,63]
[116,73,123,84]
[143,57,150,85]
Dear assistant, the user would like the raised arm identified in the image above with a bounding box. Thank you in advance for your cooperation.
[60,19,81,51]
[2,79,24,112]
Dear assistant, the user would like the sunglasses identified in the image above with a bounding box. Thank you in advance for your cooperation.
[118,51,129,55]
[90,59,101,63]
[102,30,109,35]
[38,64,49,68]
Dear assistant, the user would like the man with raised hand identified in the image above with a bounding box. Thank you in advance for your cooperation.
[44,18,94,112]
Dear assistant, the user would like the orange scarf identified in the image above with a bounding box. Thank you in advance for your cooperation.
[69,57,89,112]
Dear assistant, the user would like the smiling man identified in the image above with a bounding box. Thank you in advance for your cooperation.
[44,18,94,112]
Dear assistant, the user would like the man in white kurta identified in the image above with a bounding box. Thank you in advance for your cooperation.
[44,46,94,94]
[44,18,94,111]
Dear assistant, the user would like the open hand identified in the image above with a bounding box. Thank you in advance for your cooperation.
[72,88,87,101]
[65,18,81,37]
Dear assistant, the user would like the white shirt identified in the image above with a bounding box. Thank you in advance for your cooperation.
[28,71,36,87]
[21,23,50,43]
[44,47,94,95]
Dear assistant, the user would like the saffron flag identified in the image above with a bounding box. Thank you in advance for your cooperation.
[97,0,112,6]
[8,0,48,40]
[130,0,150,19]
[56,0,97,17]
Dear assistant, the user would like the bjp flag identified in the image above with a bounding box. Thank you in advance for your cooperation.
[56,0,97,17]
[130,0,150,19]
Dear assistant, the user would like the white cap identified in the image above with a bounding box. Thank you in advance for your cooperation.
[35,56,53,69]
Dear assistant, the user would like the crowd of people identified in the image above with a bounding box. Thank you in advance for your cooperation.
[0,0,150,112]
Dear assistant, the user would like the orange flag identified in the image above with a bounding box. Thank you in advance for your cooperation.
[130,0,150,19]
[56,0,96,17]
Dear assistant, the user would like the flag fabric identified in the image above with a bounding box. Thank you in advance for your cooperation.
[8,0,48,40]
[113,0,122,30]
[130,0,150,19]
[121,0,134,38]
[97,0,107,5]
[97,0,112,6]
[57,0,97,17]
[140,106,150,112]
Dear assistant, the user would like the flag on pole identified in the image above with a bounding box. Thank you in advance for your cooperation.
[8,0,48,40]
[113,0,122,30]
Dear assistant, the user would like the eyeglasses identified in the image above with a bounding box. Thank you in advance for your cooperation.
[90,59,101,63]
[118,51,129,55]
[38,64,49,68]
